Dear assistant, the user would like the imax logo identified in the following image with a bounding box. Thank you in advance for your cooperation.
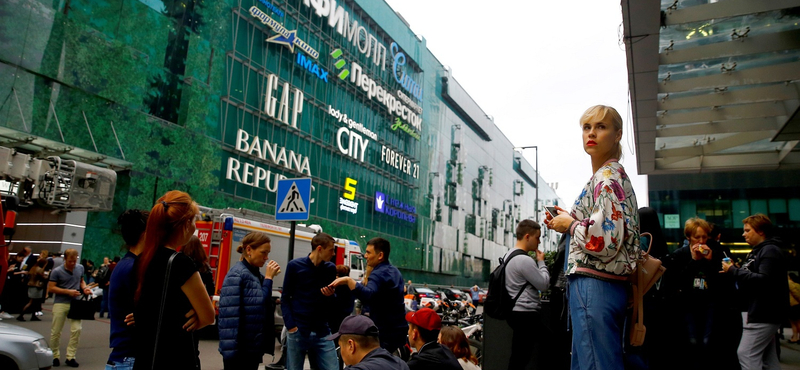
[296,54,328,82]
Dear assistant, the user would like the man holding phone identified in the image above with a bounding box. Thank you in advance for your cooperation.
[504,220,550,370]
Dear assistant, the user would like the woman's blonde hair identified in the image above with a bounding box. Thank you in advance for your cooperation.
[684,217,711,239]
[579,105,624,160]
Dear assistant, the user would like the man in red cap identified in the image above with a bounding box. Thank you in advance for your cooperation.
[326,315,409,370]
[405,308,461,370]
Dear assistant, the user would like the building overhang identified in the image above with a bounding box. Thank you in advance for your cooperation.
[622,0,800,175]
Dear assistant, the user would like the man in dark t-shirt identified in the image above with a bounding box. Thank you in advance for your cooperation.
[107,209,148,370]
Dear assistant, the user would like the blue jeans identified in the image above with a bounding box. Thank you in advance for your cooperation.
[100,287,109,316]
[568,275,627,370]
[286,330,338,370]
[104,357,135,370]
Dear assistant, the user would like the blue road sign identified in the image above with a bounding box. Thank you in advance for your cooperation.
[275,178,312,221]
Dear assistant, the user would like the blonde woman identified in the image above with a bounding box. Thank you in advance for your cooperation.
[546,105,639,370]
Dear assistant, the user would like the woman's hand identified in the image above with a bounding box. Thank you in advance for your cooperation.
[124,313,135,326]
[720,259,733,273]
[690,243,712,261]
[265,260,281,279]
[545,206,575,233]
[182,309,198,331]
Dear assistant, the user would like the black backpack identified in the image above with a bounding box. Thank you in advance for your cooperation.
[484,248,531,320]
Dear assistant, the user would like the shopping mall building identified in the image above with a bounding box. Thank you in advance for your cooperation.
[0,0,561,285]
[623,0,800,258]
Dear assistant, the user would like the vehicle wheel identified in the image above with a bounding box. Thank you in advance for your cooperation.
[0,355,19,370]
[468,338,482,364]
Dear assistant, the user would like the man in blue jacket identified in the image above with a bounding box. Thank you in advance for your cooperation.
[326,315,409,370]
[281,233,338,370]
[330,237,406,354]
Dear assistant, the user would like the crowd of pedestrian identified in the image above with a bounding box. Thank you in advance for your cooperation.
[0,107,796,370]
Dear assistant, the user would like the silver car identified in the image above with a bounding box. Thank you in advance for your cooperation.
[0,322,53,370]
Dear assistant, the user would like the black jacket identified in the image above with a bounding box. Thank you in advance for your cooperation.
[346,347,409,370]
[407,342,462,370]
[729,237,788,324]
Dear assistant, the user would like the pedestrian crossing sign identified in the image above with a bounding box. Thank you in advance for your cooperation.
[275,178,312,221]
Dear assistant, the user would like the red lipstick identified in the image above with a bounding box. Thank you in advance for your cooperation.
[587,140,597,146]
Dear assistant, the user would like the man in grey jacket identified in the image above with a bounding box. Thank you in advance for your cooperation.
[504,219,550,370]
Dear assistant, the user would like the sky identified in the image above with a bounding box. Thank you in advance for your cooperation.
[383,0,649,208]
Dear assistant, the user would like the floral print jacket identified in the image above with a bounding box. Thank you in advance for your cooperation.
[567,160,640,279]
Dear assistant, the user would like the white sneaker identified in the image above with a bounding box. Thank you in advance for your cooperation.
[35,311,43,316]
[0,312,13,319]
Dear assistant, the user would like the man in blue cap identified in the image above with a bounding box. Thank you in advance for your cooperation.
[326,315,409,370]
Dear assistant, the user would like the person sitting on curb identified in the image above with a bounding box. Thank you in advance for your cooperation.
[326,315,409,370]
[405,308,461,370]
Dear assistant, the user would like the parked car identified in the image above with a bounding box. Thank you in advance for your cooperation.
[0,322,53,370]
[404,287,440,311]
[441,288,466,301]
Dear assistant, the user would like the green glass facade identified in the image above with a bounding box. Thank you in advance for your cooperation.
[0,0,560,285]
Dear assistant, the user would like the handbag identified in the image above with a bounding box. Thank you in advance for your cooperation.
[628,232,666,347]
[150,252,178,369]
[67,294,98,320]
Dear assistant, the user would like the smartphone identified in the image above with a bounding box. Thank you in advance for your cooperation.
[545,206,559,218]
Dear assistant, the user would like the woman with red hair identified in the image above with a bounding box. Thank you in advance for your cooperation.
[133,190,215,370]
[439,325,480,370]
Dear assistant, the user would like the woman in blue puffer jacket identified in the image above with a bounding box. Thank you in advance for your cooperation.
[218,232,281,370]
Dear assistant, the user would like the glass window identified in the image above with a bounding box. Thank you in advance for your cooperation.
[750,200,768,215]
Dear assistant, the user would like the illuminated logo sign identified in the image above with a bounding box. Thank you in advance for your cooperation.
[257,0,284,17]
[330,49,350,80]
[391,117,421,141]
[296,54,328,82]
[301,0,388,70]
[263,74,304,129]
[381,145,418,179]
[337,127,369,163]
[391,42,422,101]
[374,191,416,223]
[328,106,377,140]
[348,63,422,140]
[249,6,319,59]
[339,177,358,214]
[224,129,315,203]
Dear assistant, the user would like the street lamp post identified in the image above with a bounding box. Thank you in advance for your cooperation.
[514,146,538,222]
